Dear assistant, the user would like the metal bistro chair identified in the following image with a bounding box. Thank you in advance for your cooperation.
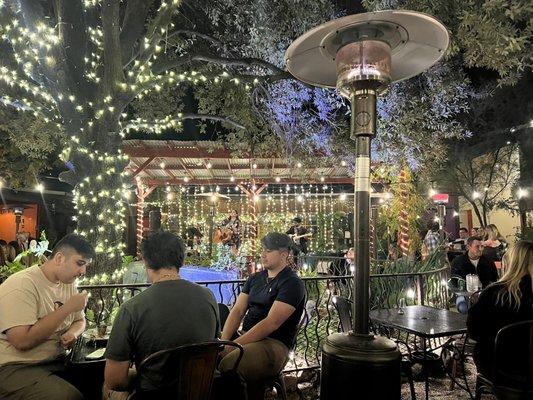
[132,340,243,400]
[332,296,416,400]
[475,320,533,400]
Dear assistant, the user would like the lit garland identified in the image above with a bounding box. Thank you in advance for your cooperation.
[0,1,287,276]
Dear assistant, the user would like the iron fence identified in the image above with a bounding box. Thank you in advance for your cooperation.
[79,265,450,372]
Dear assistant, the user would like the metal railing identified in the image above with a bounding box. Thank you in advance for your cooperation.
[79,265,450,372]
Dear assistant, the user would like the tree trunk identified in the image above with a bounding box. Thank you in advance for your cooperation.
[60,117,128,277]
[470,201,484,228]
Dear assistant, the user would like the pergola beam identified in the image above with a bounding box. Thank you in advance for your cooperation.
[131,156,155,177]
[142,177,355,186]
[124,146,234,158]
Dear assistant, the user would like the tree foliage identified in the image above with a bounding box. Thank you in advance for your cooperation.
[433,144,520,226]
[363,0,533,84]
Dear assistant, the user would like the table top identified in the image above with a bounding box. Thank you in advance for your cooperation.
[370,305,467,339]
[68,335,107,365]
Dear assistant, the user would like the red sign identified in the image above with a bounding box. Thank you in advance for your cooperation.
[432,193,449,204]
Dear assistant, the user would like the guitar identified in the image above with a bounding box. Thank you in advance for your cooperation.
[289,232,313,243]
[213,228,233,244]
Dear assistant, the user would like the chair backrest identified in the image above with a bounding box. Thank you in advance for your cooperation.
[135,340,239,400]
[332,296,352,333]
[493,320,533,391]
[218,303,230,328]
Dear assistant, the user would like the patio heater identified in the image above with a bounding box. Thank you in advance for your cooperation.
[285,10,448,398]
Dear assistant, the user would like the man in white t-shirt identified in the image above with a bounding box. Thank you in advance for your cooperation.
[0,234,94,400]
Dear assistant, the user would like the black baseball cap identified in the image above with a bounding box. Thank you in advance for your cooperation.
[261,233,293,251]
[292,216,302,223]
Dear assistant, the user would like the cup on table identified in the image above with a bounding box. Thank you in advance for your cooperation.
[466,274,481,293]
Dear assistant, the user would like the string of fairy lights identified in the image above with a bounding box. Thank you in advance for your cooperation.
[0,0,271,264]
[141,183,357,253]
[1,0,530,280]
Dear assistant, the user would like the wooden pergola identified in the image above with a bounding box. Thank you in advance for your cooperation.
[121,139,382,258]
[122,139,355,186]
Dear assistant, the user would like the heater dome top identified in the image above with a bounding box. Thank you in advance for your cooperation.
[285,10,449,88]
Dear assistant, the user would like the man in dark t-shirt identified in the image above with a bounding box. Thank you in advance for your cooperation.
[219,232,305,400]
[451,236,498,288]
[103,232,220,399]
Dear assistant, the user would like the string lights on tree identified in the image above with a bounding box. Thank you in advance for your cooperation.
[0,1,298,275]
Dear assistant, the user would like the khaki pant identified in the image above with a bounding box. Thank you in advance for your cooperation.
[0,360,83,400]
[219,338,289,400]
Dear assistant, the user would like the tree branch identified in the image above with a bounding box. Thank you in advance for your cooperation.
[165,29,225,49]
[122,113,245,133]
[128,1,181,73]
[100,0,124,97]
[153,52,288,76]
[55,0,92,100]
[120,0,155,66]
[180,113,245,130]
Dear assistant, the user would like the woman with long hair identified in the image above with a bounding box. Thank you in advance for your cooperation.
[483,224,508,262]
[467,240,533,378]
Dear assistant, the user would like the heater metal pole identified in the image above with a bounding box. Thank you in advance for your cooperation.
[351,89,376,334]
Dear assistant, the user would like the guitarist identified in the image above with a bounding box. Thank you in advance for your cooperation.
[286,217,309,265]
[219,209,241,251]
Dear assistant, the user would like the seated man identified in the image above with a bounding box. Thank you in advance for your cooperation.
[451,236,498,314]
[451,236,498,289]
[219,232,305,400]
[0,234,94,400]
[103,231,220,399]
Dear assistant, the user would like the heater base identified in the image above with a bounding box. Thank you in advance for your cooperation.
[320,332,401,399]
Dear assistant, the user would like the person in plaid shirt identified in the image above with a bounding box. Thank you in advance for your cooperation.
[424,221,442,254]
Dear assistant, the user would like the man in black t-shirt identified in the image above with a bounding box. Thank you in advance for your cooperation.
[219,232,305,400]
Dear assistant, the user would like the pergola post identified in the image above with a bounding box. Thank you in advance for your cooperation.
[135,181,156,254]
[239,182,267,271]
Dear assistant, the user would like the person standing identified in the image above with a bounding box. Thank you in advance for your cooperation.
[219,233,305,400]
[0,234,94,400]
[423,221,442,255]
[482,224,508,263]
[286,217,309,265]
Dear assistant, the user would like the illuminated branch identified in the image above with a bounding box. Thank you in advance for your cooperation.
[129,0,181,73]
[120,0,155,65]
[56,0,94,100]
[100,0,124,95]
[121,113,245,135]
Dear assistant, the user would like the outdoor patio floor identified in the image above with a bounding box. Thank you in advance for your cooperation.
[269,358,496,400]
